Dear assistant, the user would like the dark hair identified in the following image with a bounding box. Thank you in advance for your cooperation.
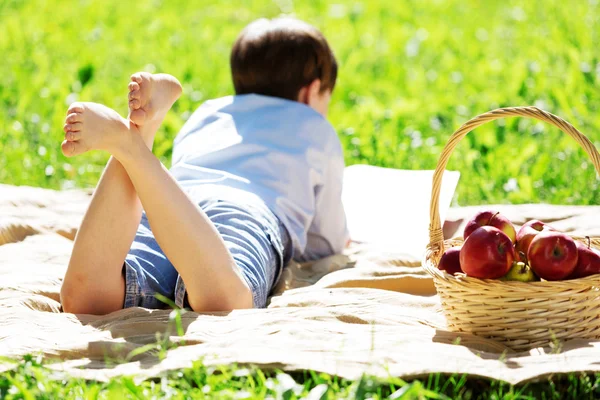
[230,17,338,101]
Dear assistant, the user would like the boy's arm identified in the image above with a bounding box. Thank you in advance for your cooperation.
[318,144,350,253]
[300,138,349,261]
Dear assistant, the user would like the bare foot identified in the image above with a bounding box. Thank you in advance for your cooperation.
[62,102,129,157]
[128,72,183,145]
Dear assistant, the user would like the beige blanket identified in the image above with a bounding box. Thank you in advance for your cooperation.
[1,183,600,385]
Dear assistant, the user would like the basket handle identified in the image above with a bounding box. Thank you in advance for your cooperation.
[428,106,600,262]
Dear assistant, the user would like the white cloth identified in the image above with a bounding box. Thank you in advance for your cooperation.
[170,94,349,261]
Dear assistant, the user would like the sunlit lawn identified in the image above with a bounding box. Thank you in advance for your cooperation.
[2,0,599,205]
[2,0,600,398]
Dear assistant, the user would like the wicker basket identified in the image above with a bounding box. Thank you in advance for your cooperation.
[423,106,600,351]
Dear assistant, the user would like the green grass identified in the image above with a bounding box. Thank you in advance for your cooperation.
[1,0,599,205]
[3,355,600,400]
[2,0,600,397]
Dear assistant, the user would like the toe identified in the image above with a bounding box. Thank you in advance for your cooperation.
[64,122,83,132]
[61,140,73,157]
[129,99,141,110]
[128,90,140,100]
[67,103,85,115]
[128,81,140,92]
[61,140,83,157]
[130,73,143,84]
[65,113,82,124]
[65,129,82,142]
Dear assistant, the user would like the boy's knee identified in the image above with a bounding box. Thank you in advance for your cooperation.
[60,279,123,315]
[60,283,88,314]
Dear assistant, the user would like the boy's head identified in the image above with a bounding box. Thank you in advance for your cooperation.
[230,17,337,116]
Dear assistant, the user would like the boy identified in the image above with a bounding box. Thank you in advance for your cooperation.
[60,17,349,315]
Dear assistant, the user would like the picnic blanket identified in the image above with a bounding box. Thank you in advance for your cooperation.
[1,183,600,385]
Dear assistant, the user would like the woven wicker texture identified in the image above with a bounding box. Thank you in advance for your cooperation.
[423,106,600,351]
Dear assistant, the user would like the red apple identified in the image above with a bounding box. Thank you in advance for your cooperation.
[568,239,600,279]
[460,226,515,279]
[515,220,555,263]
[438,246,462,275]
[464,210,516,243]
[528,231,578,281]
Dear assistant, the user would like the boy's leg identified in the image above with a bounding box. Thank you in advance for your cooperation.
[60,74,182,315]
[60,154,137,315]
[177,197,290,309]
[62,75,252,313]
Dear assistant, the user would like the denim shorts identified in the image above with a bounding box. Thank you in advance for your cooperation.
[122,196,291,309]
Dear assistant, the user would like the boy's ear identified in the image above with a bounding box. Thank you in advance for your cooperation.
[297,79,322,105]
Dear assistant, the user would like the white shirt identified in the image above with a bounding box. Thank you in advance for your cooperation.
[170,94,349,261]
